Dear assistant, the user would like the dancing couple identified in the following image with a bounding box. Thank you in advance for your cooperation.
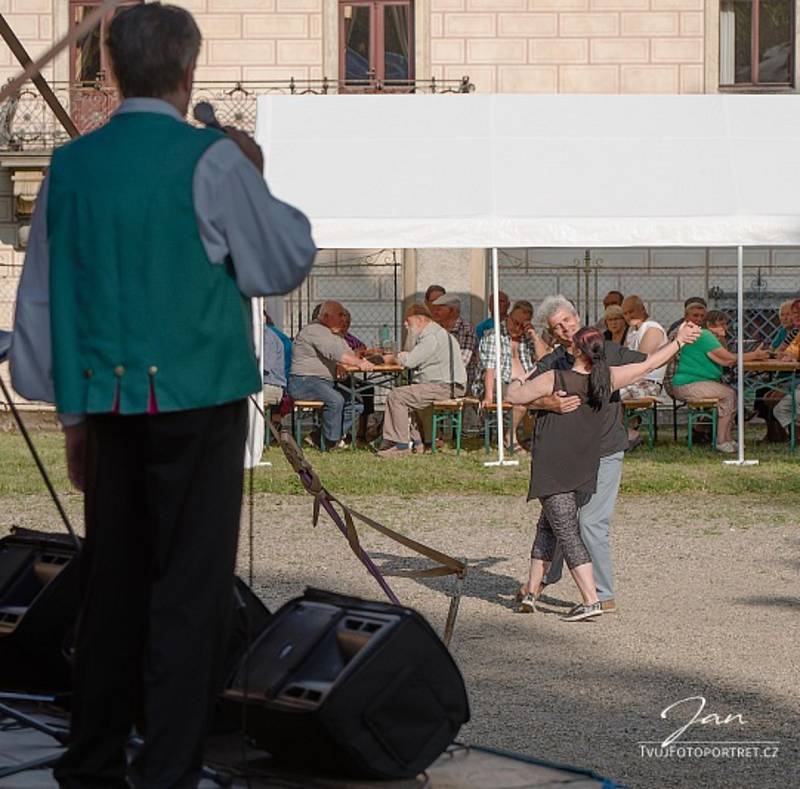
[506,314,701,621]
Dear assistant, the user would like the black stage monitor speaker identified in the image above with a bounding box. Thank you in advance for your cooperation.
[225,588,470,780]
[0,528,80,691]
[0,527,272,696]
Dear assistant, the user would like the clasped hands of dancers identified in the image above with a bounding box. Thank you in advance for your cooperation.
[506,320,702,622]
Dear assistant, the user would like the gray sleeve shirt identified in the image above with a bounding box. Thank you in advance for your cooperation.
[401,322,467,387]
[10,98,317,425]
[289,322,350,382]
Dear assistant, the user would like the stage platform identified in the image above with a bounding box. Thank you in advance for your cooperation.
[0,706,618,788]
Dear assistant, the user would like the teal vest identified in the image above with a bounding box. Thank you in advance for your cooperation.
[48,112,261,415]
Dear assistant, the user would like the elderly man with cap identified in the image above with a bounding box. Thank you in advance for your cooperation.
[668,297,707,335]
[10,4,316,786]
[377,304,466,457]
[431,293,478,393]
[424,283,446,312]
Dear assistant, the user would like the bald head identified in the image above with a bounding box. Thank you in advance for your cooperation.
[622,295,648,328]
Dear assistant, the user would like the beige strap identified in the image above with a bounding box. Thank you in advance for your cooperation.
[266,420,466,582]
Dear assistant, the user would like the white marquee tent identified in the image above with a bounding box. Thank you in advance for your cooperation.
[255,93,800,465]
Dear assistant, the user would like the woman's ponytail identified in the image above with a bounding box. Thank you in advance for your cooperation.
[574,327,610,410]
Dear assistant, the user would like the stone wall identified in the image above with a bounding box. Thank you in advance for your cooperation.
[182,0,325,83]
[429,0,706,93]
[0,0,57,82]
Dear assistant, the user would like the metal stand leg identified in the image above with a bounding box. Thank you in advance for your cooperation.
[0,752,63,779]
[0,702,69,744]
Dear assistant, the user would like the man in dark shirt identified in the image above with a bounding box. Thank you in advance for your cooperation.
[524,295,647,613]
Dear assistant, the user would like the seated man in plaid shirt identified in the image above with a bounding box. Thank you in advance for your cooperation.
[477,300,548,452]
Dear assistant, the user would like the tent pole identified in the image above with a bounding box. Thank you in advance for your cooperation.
[484,248,518,468]
[724,245,757,467]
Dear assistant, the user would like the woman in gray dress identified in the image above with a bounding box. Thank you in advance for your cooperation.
[505,322,700,621]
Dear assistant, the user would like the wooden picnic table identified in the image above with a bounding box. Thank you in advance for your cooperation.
[742,359,800,450]
[340,363,407,448]
[743,360,800,373]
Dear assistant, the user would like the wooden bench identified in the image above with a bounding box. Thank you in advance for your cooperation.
[685,398,719,449]
[482,402,514,454]
[431,397,478,455]
[622,397,658,449]
[292,400,326,450]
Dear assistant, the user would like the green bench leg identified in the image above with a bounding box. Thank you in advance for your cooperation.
[431,413,440,454]
[643,404,654,448]
[455,410,463,455]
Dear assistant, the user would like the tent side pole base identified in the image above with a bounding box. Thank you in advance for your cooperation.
[723,460,759,467]
[484,460,520,467]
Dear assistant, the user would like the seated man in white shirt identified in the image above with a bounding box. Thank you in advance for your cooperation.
[620,295,668,445]
[377,303,467,458]
[288,300,375,448]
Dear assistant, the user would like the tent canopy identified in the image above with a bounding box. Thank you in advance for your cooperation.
[256,93,800,249]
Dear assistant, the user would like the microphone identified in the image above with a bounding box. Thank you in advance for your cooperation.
[193,101,224,131]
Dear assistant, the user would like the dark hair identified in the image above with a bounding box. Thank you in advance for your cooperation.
[424,284,446,301]
[606,290,624,302]
[573,327,610,411]
[704,309,729,327]
[510,299,534,317]
[107,4,201,99]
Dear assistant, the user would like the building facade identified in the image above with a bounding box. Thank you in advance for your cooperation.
[0,1,798,377]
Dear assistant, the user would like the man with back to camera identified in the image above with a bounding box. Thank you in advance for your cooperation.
[10,4,316,786]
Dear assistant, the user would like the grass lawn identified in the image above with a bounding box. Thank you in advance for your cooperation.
[1,426,798,500]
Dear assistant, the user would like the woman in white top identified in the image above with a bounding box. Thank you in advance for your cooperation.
[620,296,668,445]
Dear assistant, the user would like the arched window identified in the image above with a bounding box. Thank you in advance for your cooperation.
[339,1,414,91]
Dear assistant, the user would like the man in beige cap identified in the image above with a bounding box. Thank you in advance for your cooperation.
[377,304,466,457]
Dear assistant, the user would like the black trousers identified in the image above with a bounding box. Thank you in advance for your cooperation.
[55,400,248,789]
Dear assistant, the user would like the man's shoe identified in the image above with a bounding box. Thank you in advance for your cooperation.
[715,441,737,454]
[559,602,603,622]
[517,593,539,614]
[600,599,617,614]
[376,445,411,458]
